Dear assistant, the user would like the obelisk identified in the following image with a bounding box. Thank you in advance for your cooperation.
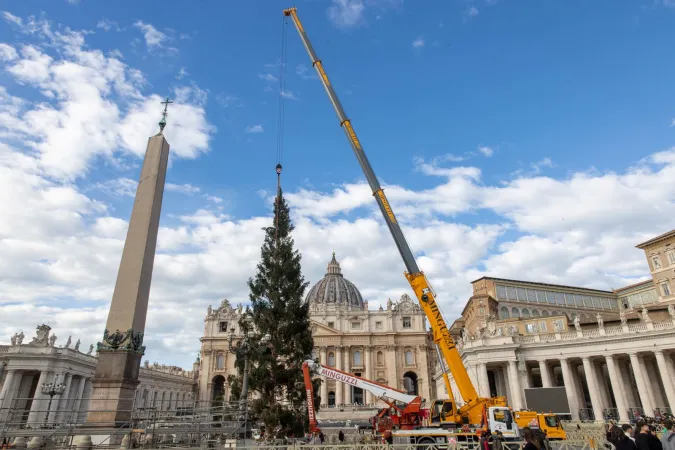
[86,98,173,427]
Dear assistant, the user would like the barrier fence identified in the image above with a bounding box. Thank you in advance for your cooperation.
[0,397,618,450]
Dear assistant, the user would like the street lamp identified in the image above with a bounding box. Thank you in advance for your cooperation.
[228,328,272,439]
[41,374,66,427]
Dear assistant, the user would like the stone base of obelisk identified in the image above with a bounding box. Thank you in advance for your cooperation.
[85,351,142,428]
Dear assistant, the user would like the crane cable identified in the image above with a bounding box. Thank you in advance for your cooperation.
[274,15,289,256]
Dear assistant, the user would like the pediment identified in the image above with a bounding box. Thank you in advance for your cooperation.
[310,320,342,335]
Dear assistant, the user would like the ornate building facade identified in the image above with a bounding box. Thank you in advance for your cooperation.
[0,324,196,425]
[197,253,436,412]
[434,229,675,422]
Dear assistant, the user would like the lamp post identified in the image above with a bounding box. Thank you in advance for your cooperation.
[228,329,271,440]
[41,374,66,427]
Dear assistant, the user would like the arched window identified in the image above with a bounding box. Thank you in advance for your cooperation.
[405,350,414,365]
[216,354,225,369]
[532,309,541,317]
[499,306,510,319]
[570,313,577,321]
[511,307,519,318]
[377,351,384,366]
[542,310,550,316]
[353,351,362,365]
[328,391,336,407]
[522,308,531,319]
[328,352,335,367]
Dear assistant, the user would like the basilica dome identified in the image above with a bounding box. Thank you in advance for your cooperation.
[305,253,364,309]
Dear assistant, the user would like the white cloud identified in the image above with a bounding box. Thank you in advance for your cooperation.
[0,14,214,180]
[176,66,189,80]
[281,90,299,100]
[166,183,200,195]
[133,21,168,49]
[244,124,264,133]
[296,64,317,80]
[412,37,425,48]
[2,12,22,27]
[478,145,493,157]
[328,0,366,28]
[258,73,277,82]
[96,19,120,32]
[0,43,18,61]
[463,6,479,21]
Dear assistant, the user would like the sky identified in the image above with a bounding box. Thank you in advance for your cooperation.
[1,0,675,368]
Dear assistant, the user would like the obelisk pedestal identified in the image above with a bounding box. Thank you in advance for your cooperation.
[86,127,170,427]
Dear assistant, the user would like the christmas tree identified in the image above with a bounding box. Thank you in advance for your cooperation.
[231,187,319,438]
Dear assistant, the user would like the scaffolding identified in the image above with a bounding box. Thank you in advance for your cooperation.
[0,397,248,447]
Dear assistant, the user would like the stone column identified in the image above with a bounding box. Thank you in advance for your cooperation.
[478,363,490,398]
[638,355,657,413]
[335,347,343,408]
[605,355,629,422]
[654,350,675,410]
[87,128,171,427]
[0,370,18,422]
[628,353,653,416]
[365,346,373,404]
[0,369,17,407]
[539,360,552,388]
[27,370,50,426]
[72,377,88,423]
[507,360,523,410]
[319,347,328,406]
[55,373,73,423]
[581,357,603,421]
[559,358,579,420]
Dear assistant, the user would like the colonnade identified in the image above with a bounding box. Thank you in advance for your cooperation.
[0,369,92,426]
[468,349,675,422]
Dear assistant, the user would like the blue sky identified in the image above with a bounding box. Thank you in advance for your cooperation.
[1,0,675,366]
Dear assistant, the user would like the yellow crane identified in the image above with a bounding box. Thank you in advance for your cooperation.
[283,7,517,440]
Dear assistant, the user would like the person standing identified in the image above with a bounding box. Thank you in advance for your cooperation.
[661,422,675,450]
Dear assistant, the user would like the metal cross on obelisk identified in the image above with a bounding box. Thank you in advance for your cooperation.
[158,97,173,133]
[85,99,173,429]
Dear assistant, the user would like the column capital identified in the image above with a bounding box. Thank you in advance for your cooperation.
[653,349,664,356]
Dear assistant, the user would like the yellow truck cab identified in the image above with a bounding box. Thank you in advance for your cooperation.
[513,411,566,440]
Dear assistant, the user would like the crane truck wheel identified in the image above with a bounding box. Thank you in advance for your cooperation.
[416,437,436,448]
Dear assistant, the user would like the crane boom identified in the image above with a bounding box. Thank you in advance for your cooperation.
[284,7,479,405]
[305,360,420,406]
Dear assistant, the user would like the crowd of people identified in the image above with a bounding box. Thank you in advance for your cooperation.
[604,422,675,450]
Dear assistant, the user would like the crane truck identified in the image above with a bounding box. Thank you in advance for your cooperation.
[283,6,521,443]
[302,360,424,441]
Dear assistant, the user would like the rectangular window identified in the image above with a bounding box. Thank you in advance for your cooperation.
[526,289,538,303]
[478,307,486,315]
[667,250,675,265]
[219,321,229,332]
[402,317,412,328]
[555,292,565,305]
[546,291,557,304]
[539,321,548,333]
[328,322,335,328]
[351,321,361,330]
[662,283,672,297]
[506,286,518,301]
[652,256,662,270]
[376,321,383,330]
[496,285,507,299]
[517,288,528,302]
[526,323,536,334]
[554,319,564,331]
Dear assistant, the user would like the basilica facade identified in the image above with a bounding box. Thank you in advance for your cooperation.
[196,253,436,410]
